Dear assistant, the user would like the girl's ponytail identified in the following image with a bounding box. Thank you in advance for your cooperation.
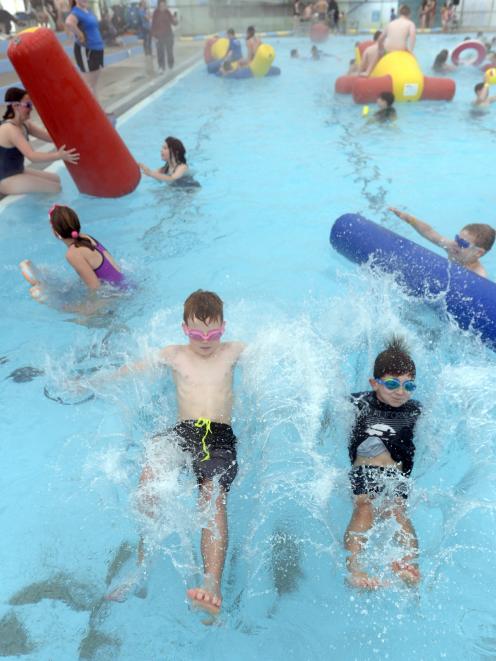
[49,205,95,251]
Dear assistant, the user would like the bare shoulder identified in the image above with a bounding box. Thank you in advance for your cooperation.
[223,341,246,359]
[66,244,91,265]
[158,344,183,365]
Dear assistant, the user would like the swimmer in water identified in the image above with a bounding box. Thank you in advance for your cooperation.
[371,91,397,122]
[31,204,124,296]
[139,136,188,182]
[432,49,456,73]
[103,290,245,617]
[473,82,496,108]
[344,337,422,589]
[389,207,495,278]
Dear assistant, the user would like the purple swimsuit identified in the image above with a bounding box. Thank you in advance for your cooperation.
[92,239,124,286]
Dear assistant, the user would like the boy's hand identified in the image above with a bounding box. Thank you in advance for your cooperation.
[389,207,408,221]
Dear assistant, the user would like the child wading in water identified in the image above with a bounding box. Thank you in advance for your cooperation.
[22,204,124,300]
[139,136,189,183]
[104,290,245,616]
[344,338,422,589]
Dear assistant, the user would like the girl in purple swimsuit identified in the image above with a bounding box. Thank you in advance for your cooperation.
[47,204,124,290]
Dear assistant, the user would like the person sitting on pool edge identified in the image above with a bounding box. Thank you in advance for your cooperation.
[103,290,245,617]
[139,136,189,183]
[344,337,422,589]
[473,82,496,108]
[389,207,495,278]
[371,92,397,122]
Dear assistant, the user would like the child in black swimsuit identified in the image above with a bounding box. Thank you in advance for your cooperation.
[344,337,422,589]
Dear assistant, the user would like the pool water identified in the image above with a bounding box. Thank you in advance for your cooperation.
[1,34,496,660]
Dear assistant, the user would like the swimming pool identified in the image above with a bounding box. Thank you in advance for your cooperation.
[1,33,496,660]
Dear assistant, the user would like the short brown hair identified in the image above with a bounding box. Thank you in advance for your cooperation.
[399,4,411,16]
[183,290,223,324]
[462,223,496,252]
[373,336,416,379]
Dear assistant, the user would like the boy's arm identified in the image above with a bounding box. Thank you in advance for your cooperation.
[377,26,387,51]
[389,207,451,249]
[408,21,416,51]
[89,346,173,387]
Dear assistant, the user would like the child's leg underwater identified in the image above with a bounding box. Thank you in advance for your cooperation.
[344,495,385,589]
[187,480,227,616]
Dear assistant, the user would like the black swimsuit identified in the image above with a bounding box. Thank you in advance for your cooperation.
[348,392,422,499]
[0,122,28,180]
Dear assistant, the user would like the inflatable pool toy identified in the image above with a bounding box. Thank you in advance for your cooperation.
[451,40,486,66]
[204,36,230,73]
[215,43,281,79]
[310,22,329,43]
[8,28,140,197]
[19,260,47,302]
[362,105,369,116]
[330,213,496,351]
[336,45,455,103]
[484,67,496,85]
[205,37,281,77]
[20,259,39,286]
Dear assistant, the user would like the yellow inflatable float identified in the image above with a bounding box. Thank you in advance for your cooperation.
[350,50,455,103]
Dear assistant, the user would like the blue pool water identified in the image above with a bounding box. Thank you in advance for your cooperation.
[1,34,496,660]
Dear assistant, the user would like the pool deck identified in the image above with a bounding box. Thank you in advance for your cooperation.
[0,32,203,167]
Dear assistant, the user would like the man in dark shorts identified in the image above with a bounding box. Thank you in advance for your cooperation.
[344,337,422,589]
[65,0,104,96]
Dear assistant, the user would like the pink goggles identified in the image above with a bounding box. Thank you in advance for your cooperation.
[183,323,225,342]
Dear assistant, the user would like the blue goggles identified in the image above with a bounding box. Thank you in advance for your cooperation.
[375,377,417,393]
[454,234,474,250]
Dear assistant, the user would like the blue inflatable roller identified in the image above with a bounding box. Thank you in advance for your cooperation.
[330,213,496,350]
[215,66,281,79]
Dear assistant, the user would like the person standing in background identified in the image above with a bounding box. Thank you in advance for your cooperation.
[138,0,152,57]
[66,0,105,97]
[151,0,177,73]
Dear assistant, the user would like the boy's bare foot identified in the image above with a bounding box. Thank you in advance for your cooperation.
[391,559,420,586]
[187,587,221,615]
[347,570,387,590]
[105,567,148,603]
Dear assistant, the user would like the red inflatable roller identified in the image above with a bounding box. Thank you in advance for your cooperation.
[8,28,140,198]
[335,75,357,94]
[421,76,456,101]
[352,75,392,104]
[204,36,217,63]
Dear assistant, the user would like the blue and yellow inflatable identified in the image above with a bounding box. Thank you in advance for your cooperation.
[204,36,281,78]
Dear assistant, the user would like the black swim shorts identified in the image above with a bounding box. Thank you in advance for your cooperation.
[350,465,409,500]
[74,43,104,73]
[160,420,238,492]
